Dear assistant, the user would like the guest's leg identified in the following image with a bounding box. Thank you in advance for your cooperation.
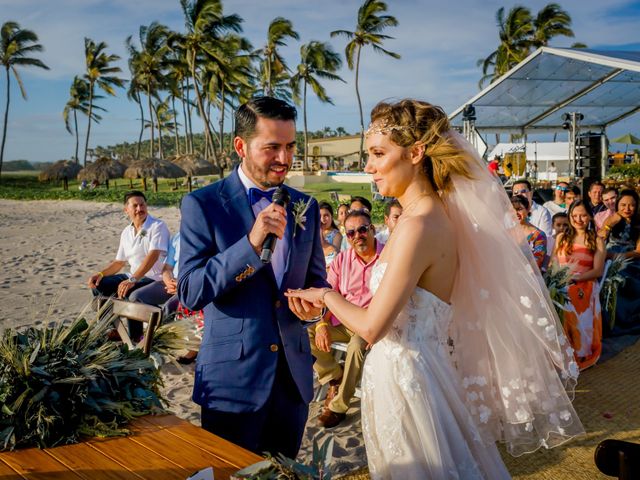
[92,274,129,298]
[121,278,157,340]
[328,328,365,414]
[308,325,344,385]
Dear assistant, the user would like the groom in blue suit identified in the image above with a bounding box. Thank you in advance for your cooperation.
[178,97,328,458]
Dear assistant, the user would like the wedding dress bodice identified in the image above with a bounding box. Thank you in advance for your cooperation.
[369,262,452,351]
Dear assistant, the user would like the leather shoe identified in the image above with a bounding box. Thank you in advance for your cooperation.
[318,408,346,428]
[324,377,342,408]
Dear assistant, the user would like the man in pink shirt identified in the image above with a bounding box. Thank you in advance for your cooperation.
[309,210,383,428]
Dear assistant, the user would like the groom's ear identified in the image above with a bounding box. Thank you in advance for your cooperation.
[234,136,247,159]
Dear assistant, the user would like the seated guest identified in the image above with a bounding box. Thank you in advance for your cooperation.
[599,189,640,336]
[565,185,581,209]
[375,198,402,244]
[594,187,618,231]
[87,190,170,338]
[587,181,606,215]
[543,181,570,215]
[552,200,605,370]
[129,231,181,318]
[309,210,382,428]
[512,179,552,237]
[336,203,349,229]
[511,195,547,270]
[319,202,342,268]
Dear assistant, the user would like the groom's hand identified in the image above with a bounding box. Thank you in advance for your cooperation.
[288,296,321,321]
[248,204,287,255]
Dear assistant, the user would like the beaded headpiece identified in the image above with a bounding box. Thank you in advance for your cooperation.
[365,121,412,137]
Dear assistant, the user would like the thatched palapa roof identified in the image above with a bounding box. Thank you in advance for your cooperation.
[123,158,186,179]
[77,157,127,183]
[38,160,82,181]
[170,154,217,176]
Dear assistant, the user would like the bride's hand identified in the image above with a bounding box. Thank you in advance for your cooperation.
[285,287,329,308]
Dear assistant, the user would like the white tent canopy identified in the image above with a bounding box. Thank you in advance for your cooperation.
[449,47,640,134]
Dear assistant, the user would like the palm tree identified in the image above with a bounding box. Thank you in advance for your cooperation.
[63,76,104,163]
[478,4,575,88]
[331,0,400,169]
[126,23,170,158]
[532,3,574,48]
[0,21,49,181]
[259,17,299,96]
[145,98,177,159]
[83,38,126,166]
[290,41,344,170]
[178,0,243,167]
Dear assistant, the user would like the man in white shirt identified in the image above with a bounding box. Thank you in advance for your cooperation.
[88,190,170,302]
[512,179,552,237]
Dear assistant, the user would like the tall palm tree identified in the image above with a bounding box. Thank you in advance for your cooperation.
[477,6,533,88]
[63,76,104,163]
[83,38,126,165]
[331,0,400,169]
[478,4,575,88]
[178,0,243,166]
[145,98,176,159]
[532,3,574,48]
[259,17,299,96]
[0,21,49,181]
[290,41,344,170]
[126,23,170,158]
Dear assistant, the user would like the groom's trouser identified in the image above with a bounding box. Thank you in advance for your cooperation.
[309,323,365,414]
[200,347,309,459]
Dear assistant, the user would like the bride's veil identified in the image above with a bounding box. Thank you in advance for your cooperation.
[444,131,584,456]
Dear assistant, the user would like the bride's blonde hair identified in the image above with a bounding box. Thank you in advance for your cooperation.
[369,99,474,192]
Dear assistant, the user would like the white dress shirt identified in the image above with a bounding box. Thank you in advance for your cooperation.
[238,166,289,287]
[116,214,170,280]
[529,202,553,238]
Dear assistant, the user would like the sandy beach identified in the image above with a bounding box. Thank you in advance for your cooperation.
[0,199,367,475]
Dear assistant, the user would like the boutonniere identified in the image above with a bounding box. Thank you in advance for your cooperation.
[139,229,147,237]
[292,198,312,237]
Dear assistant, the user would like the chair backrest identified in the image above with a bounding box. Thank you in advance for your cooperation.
[111,299,162,355]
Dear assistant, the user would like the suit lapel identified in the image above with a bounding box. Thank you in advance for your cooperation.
[221,168,255,236]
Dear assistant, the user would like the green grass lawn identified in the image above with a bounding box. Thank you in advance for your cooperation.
[0,174,385,221]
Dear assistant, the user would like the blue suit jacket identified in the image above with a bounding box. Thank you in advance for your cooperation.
[178,168,328,413]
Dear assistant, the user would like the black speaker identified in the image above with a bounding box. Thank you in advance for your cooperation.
[576,133,602,177]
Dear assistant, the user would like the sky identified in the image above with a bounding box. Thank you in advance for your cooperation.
[1,0,640,164]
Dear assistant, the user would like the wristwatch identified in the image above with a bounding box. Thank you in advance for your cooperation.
[128,276,139,284]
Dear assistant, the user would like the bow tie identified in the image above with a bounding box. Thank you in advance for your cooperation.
[248,187,276,205]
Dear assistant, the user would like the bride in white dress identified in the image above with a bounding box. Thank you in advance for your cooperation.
[286,99,583,479]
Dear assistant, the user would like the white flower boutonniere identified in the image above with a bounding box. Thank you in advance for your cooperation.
[292,198,312,237]
[139,229,147,237]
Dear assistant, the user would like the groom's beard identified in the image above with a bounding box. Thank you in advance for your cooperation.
[244,150,290,189]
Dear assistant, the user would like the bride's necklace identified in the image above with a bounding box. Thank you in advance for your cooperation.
[401,193,430,214]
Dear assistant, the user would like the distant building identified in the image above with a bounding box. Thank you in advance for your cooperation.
[306,135,362,170]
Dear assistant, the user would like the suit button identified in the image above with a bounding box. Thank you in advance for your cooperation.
[270,344,279,352]
[275,300,281,308]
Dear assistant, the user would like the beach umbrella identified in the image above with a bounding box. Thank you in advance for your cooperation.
[169,154,218,192]
[38,160,82,191]
[610,133,640,154]
[77,157,127,189]
[124,158,186,192]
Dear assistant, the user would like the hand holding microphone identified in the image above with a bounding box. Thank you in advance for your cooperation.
[248,186,290,262]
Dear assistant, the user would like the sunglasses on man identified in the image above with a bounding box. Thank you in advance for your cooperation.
[556,186,569,192]
[346,224,372,239]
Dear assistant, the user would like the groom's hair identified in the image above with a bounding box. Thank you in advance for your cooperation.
[235,96,297,140]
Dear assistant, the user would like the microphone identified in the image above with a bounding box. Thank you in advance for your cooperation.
[260,186,290,263]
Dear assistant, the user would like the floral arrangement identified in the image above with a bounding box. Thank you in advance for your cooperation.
[543,262,573,326]
[600,254,633,330]
[0,304,191,451]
